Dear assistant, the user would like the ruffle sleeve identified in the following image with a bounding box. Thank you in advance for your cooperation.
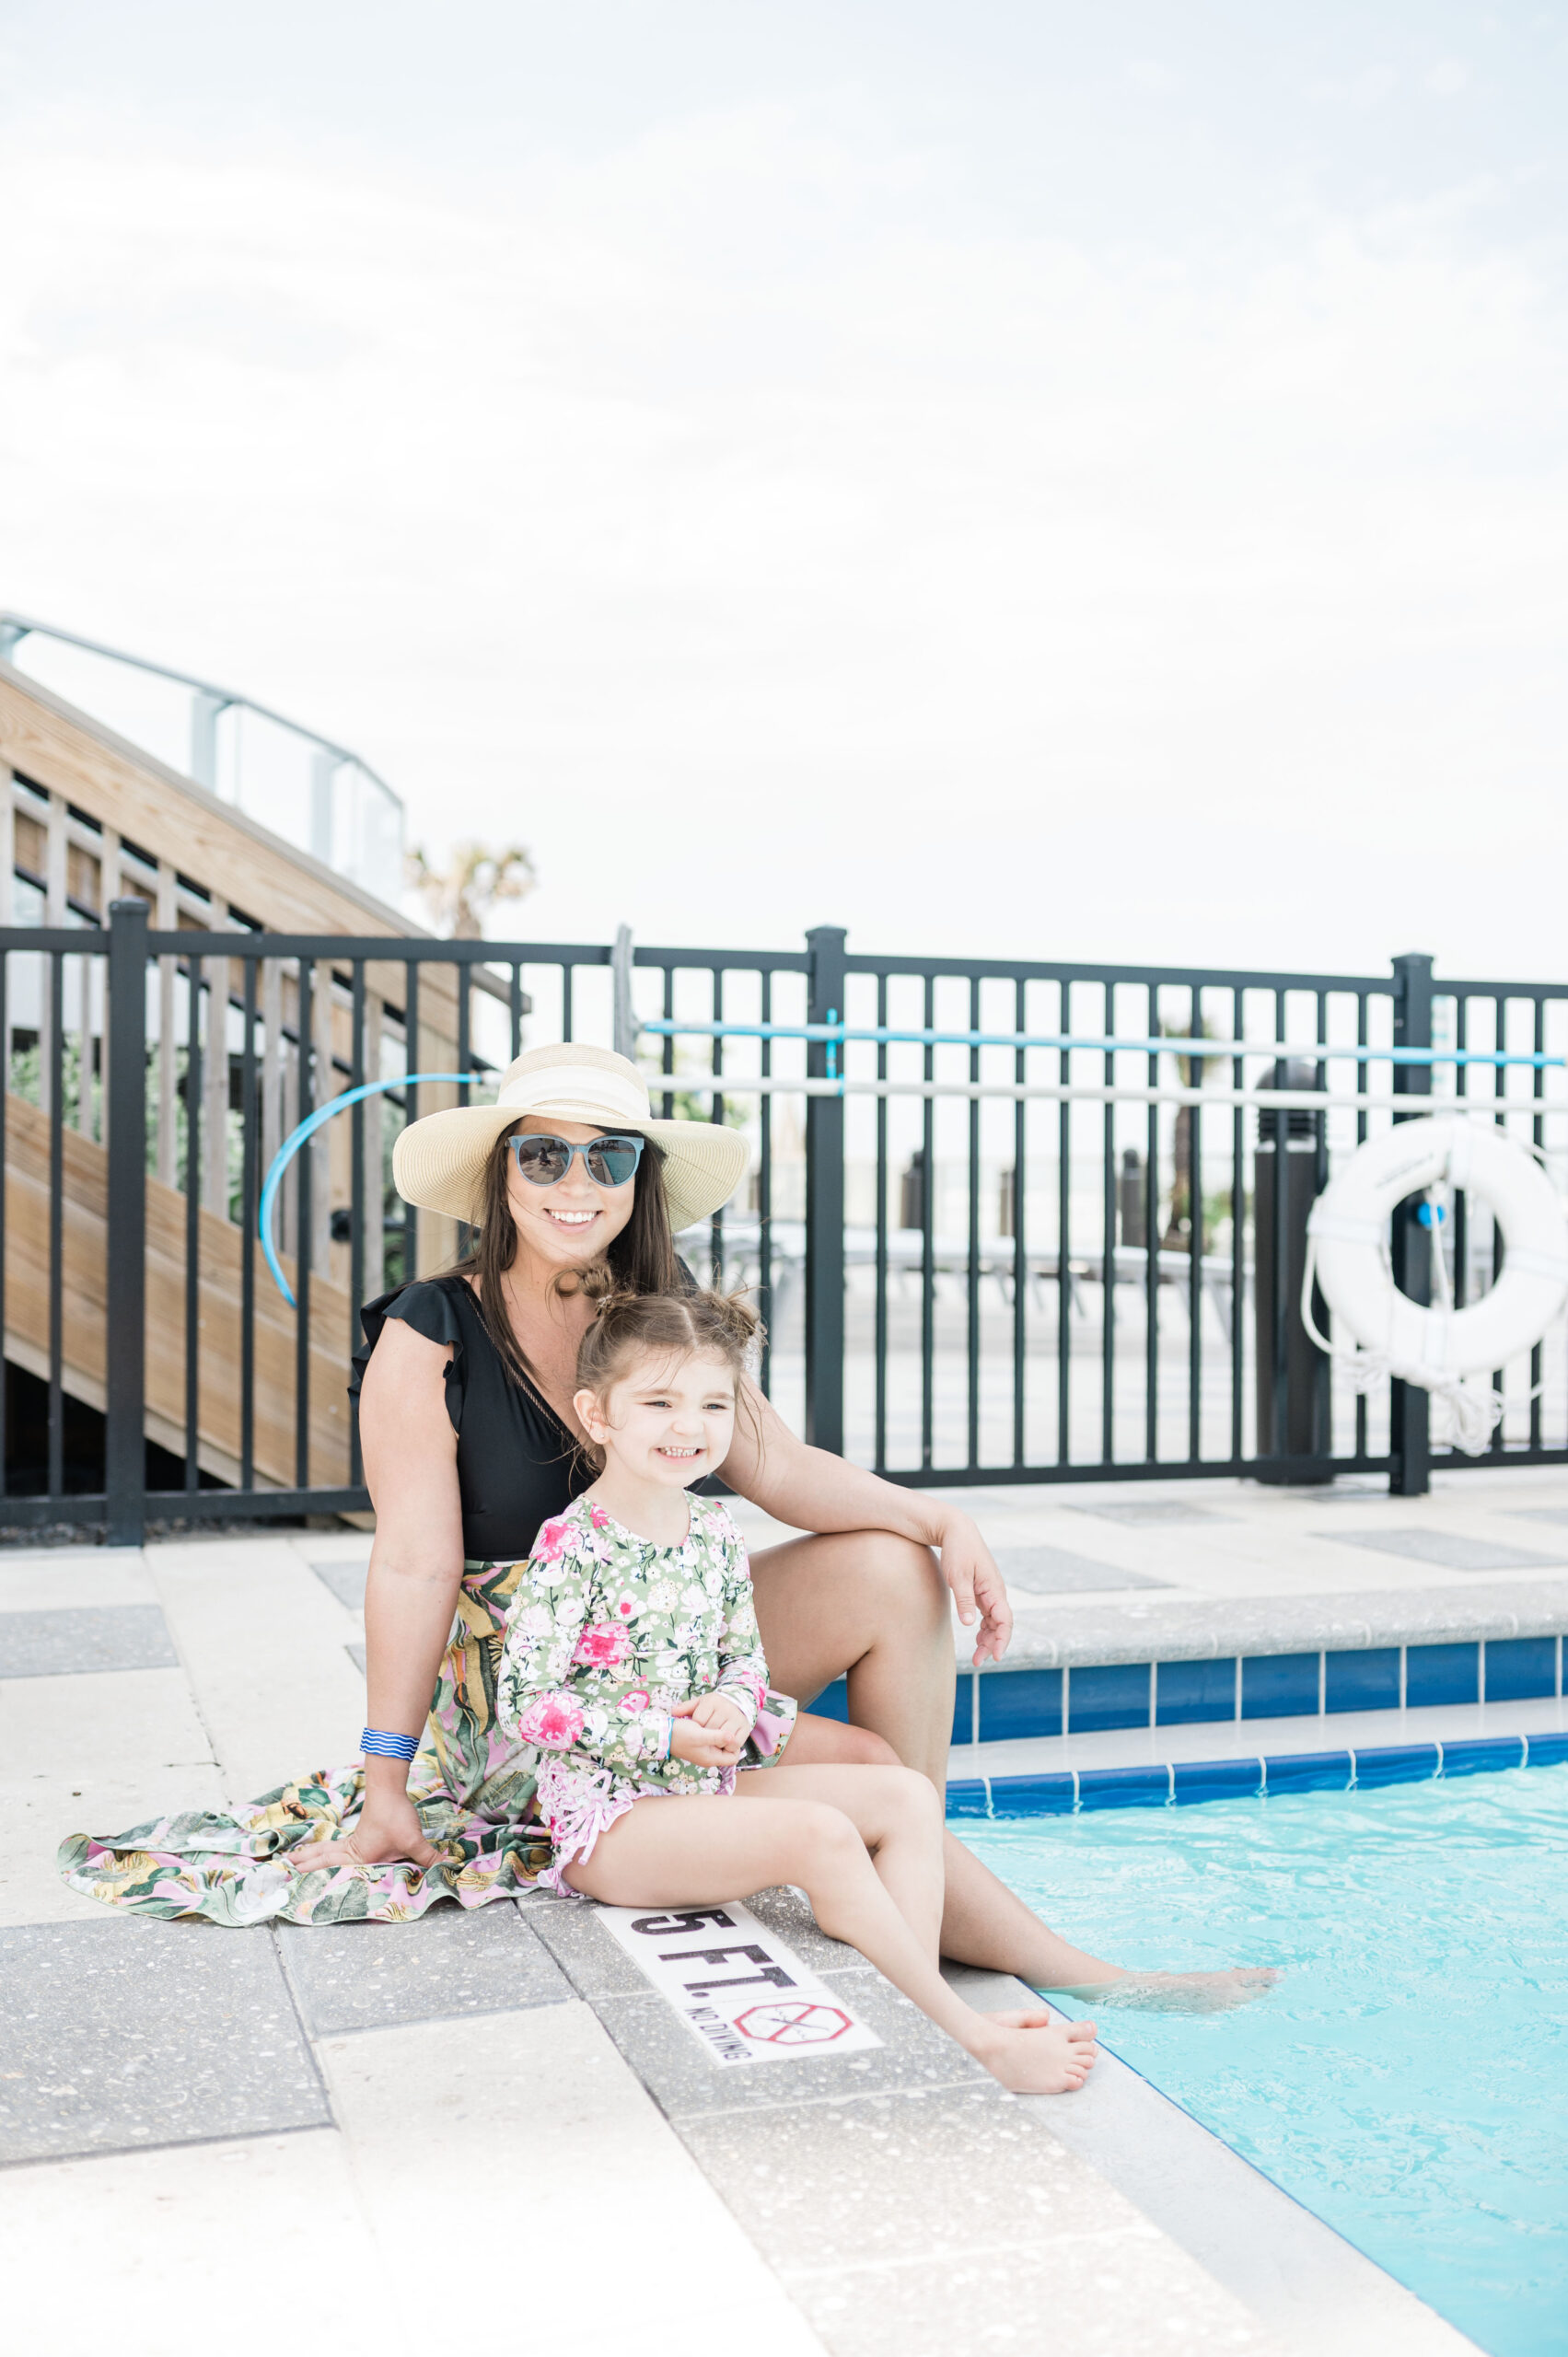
[348,1278,468,1434]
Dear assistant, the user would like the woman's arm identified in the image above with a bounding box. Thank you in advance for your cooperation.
[722,1382,1013,1666]
[341,1318,469,1866]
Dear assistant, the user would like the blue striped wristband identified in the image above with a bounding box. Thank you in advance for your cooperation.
[361,1726,420,1762]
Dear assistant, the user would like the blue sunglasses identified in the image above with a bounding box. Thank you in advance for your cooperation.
[508,1132,645,1189]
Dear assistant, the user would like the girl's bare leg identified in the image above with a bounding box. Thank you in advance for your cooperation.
[753,1536,1279,2009]
[564,1780,1097,2096]
[734,1761,947,1957]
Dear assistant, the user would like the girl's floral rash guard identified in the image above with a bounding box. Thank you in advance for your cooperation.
[495,1493,779,1794]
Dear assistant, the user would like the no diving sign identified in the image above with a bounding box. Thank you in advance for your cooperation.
[597,1898,883,2068]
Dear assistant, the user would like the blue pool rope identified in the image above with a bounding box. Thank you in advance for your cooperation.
[638,1017,1568,1071]
[260,1073,487,1307]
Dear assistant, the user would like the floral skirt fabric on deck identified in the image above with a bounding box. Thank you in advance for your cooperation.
[56,1559,555,1927]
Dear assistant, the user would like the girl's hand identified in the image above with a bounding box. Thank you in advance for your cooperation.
[935,1510,1014,1666]
[285,1786,439,1875]
[669,1694,748,1768]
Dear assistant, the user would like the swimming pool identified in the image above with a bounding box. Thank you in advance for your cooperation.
[960,1762,1568,2357]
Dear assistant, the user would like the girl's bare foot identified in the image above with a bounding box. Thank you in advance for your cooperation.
[970,2009,1098,2095]
[1065,1966,1281,2014]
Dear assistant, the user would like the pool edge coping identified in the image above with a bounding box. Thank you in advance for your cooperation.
[946,1963,1484,2357]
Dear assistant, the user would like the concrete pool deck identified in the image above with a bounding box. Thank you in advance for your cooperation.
[8,1467,1558,2355]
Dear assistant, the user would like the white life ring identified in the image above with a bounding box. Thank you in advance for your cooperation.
[1305,1115,1568,1450]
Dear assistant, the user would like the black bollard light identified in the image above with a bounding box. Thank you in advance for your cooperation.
[1253,1057,1332,1484]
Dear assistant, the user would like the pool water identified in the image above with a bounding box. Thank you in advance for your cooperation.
[960,1763,1568,2357]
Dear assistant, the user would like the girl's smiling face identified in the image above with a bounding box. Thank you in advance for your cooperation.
[575,1350,738,1490]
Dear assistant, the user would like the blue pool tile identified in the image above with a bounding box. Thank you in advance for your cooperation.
[945,1779,990,1818]
[979,1667,1063,1742]
[1242,1653,1320,1720]
[1067,1662,1152,1733]
[812,1678,849,1722]
[1526,1733,1568,1767]
[989,1772,1076,1817]
[1484,1637,1558,1702]
[1353,1742,1441,1790]
[1172,1757,1262,1805]
[951,1675,974,1747]
[1076,1765,1170,1810]
[1156,1658,1237,1725]
[1263,1750,1352,1794]
[1405,1642,1479,1709]
[1441,1736,1527,1777]
[1325,1648,1400,1713]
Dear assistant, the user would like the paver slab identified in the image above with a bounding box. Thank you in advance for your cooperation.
[278,1897,570,2034]
[782,2223,1277,2357]
[308,1561,366,1613]
[1323,1528,1568,1573]
[675,2079,1117,2268]
[591,1968,989,2120]
[317,2003,828,2356]
[0,1919,328,2164]
[0,2131,380,2354]
[0,1607,177,1679]
[994,1543,1169,1593]
[1066,1500,1238,1527]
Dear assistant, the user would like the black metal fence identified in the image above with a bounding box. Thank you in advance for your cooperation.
[5,902,1568,1542]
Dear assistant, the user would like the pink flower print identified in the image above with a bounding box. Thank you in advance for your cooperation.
[615,1593,638,1620]
[532,1518,570,1562]
[588,1505,610,1530]
[573,1620,632,1670]
[619,1689,651,1714]
[515,1691,585,1750]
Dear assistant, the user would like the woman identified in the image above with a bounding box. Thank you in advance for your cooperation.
[61,1043,1268,2005]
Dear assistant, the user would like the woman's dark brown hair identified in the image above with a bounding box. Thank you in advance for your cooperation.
[458,1125,680,1392]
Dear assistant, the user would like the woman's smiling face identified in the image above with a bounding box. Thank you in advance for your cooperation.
[505,1114,640,1274]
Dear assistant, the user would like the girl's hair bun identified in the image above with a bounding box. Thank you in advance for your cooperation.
[573,1276,765,1396]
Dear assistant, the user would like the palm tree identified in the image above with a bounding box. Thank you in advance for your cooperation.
[406,842,536,938]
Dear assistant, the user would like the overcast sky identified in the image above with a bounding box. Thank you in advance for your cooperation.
[2,2,1566,981]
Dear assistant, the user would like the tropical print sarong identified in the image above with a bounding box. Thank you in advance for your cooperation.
[57,1558,555,1926]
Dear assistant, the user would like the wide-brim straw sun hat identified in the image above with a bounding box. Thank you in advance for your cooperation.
[391,1042,749,1233]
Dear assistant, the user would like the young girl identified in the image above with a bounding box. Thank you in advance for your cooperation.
[496,1283,1098,2097]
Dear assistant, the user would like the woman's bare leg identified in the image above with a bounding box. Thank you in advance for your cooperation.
[564,1782,1098,2096]
[749,1530,956,1783]
[754,1537,1279,2009]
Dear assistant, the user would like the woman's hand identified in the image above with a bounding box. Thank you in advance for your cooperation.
[935,1509,1014,1666]
[669,1693,748,1769]
[285,1784,439,1875]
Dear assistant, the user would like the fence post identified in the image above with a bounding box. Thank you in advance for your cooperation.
[1389,950,1434,1496]
[804,925,847,1456]
[104,899,149,1545]
[611,924,636,1059]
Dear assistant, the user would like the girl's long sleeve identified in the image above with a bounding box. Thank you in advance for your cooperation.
[712,1559,768,1731]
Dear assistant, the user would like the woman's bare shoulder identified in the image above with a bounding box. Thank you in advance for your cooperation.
[358,1313,460,1442]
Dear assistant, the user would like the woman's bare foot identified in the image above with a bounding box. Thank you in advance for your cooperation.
[1063,1966,1281,2014]
[970,2009,1098,2095]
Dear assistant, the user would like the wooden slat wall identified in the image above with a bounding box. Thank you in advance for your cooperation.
[0,661,468,1493]
[5,1097,354,1489]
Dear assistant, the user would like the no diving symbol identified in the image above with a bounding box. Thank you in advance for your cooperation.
[736,1999,854,2048]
